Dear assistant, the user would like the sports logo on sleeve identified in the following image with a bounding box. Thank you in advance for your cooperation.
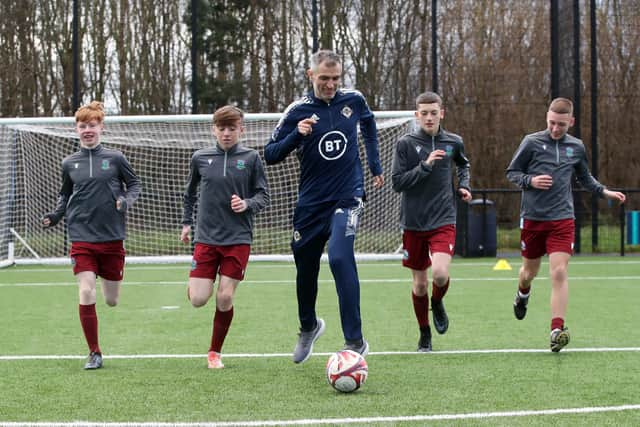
[318,131,348,161]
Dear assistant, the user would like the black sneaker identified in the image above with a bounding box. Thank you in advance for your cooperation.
[84,351,103,370]
[417,326,432,352]
[431,299,449,334]
[292,318,325,364]
[343,338,369,357]
[513,293,529,320]
[550,327,570,353]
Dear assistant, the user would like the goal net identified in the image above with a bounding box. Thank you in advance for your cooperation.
[0,112,414,265]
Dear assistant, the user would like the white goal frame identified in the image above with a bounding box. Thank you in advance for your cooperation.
[0,111,413,266]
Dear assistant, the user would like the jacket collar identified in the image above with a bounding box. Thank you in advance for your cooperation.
[79,144,103,154]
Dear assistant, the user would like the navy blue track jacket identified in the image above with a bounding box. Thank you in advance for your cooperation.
[264,90,382,228]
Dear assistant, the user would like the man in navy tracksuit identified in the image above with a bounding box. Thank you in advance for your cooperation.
[42,101,141,370]
[507,97,626,352]
[182,106,269,369]
[265,49,384,363]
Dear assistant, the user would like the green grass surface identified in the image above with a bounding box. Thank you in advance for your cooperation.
[1,257,639,425]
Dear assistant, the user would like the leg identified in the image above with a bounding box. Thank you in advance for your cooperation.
[411,268,430,325]
[293,236,325,331]
[206,274,239,369]
[188,278,215,307]
[548,252,571,353]
[76,271,102,368]
[291,236,326,363]
[429,252,451,334]
[430,252,452,297]
[327,205,363,344]
[519,256,542,292]
[410,269,432,352]
[548,251,570,325]
[101,279,122,307]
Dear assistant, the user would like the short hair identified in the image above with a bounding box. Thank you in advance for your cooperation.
[75,101,105,123]
[549,98,573,115]
[213,105,244,126]
[415,91,443,109]
[310,49,341,71]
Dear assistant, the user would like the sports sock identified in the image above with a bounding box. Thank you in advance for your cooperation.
[518,285,531,298]
[79,303,100,354]
[551,317,564,331]
[431,278,450,301]
[210,306,234,353]
[411,291,429,328]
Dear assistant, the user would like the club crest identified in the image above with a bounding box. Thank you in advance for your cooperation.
[341,106,352,118]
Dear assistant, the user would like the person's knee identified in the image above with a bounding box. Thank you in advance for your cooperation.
[190,293,209,307]
[413,280,428,295]
[550,265,568,284]
[520,265,538,282]
[216,291,234,311]
[78,286,95,303]
[105,296,118,307]
[431,267,449,287]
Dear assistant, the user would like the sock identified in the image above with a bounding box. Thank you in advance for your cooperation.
[411,291,429,328]
[518,285,531,298]
[79,304,100,354]
[431,278,450,301]
[210,306,234,353]
[551,317,564,331]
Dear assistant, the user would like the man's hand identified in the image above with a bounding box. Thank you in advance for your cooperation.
[373,175,384,189]
[531,174,553,190]
[424,149,446,167]
[297,117,317,136]
[603,189,626,204]
[231,194,248,213]
[458,188,472,202]
[180,225,191,244]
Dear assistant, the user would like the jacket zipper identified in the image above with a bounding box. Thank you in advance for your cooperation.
[223,151,227,177]
[89,150,93,177]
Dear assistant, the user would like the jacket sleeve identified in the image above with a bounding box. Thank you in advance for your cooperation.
[360,113,383,177]
[45,162,73,226]
[245,153,270,213]
[506,137,533,189]
[117,154,141,212]
[264,113,302,165]
[455,140,471,191]
[391,137,432,192]
[574,148,604,196]
[182,154,201,226]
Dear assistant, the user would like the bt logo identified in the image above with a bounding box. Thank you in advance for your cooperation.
[318,131,348,160]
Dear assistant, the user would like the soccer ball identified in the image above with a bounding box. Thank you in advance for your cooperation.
[326,350,368,393]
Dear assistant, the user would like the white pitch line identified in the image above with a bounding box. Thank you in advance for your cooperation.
[2,347,640,361]
[4,275,640,287]
[1,404,640,426]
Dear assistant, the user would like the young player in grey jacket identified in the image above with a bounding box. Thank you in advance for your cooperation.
[507,97,625,352]
[42,101,141,370]
[181,105,269,369]
[392,91,471,352]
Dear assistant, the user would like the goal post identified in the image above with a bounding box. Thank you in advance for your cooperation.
[0,111,413,266]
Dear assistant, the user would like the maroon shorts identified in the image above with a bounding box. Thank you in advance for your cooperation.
[520,218,574,259]
[70,241,126,281]
[190,243,250,281]
[402,224,456,270]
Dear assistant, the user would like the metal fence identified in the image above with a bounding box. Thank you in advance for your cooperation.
[455,188,640,257]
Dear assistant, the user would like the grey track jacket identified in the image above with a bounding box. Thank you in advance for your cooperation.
[392,127,471,231]
[182,143,270,246]
[46,144,141,242]
[506,130,604,221]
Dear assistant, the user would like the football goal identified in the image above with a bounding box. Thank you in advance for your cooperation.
[0,111,414,266]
